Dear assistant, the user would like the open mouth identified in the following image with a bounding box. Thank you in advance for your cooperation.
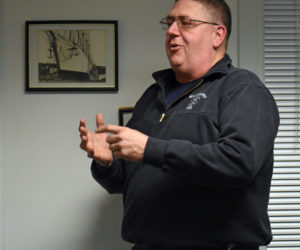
[169,44,180,50]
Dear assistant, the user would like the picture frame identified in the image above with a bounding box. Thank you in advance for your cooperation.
[118,107,134,126]
[25,20,118,91]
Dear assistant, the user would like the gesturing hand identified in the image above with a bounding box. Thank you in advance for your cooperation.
[96,124,149,162]
[79,113,113,166]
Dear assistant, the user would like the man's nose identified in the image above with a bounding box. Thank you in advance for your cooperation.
[167,20,180,35]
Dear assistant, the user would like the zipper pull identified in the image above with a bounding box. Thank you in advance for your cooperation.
[159,113,166,122]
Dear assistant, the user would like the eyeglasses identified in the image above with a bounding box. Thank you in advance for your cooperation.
[159,16,219,30]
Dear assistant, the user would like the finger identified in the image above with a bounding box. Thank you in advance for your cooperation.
[79,127,89,136]
[109,143,120,152]
[87,151,94,158]
[112,150,127,160]
[80,134,87,141]
[79,120,88,134]
[80,140,87,150]
[106,134,121,144]
[79,135,88,148]
[96,113,104,128]
[96,124,124,134]
[80,118,86,125]
[79,119,86,130]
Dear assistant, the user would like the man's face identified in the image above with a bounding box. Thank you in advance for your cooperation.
[165,0,217,75]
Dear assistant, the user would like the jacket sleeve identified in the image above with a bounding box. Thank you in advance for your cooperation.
[143,77,280,189]
[91,158,126,194]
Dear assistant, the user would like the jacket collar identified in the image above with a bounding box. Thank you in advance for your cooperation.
[152,54,232,85]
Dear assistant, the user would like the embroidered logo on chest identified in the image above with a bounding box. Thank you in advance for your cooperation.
[186,93,207,110]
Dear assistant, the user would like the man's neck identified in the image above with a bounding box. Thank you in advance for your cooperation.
[175,53,225,83]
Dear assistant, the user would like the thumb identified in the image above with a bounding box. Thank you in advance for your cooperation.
[96,113,104,128]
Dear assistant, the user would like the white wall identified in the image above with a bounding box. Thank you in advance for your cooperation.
[0,1,172,250]
[0,0,265,249]
[238,2,266,249]
[238,0,264,80]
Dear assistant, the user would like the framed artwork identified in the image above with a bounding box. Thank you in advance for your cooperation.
[25,20,118,91]
[118,107,134,126]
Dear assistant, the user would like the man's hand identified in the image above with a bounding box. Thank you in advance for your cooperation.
[96,124,149,162]
[79,113,113,166]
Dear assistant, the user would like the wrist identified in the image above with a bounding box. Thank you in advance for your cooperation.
[95,157,114,167]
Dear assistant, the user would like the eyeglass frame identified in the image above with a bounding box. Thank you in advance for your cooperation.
[159,16,219,30]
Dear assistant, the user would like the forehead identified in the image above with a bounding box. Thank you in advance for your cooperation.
[168,0,207,18]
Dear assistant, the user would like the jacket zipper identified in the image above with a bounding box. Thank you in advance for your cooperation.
[159,79,204,122]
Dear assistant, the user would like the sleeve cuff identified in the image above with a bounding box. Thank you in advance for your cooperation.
[91,160,114,178]
[143,137,168,167]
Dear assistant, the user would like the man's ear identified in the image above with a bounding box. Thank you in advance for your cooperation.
[213,25,227,49]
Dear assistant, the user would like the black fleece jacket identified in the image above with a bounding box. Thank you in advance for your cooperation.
[91,55,280,248]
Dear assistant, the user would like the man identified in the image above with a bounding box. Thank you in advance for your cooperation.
[79,0,279,249]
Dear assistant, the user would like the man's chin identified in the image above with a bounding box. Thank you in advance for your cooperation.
[168,52,183,63]
[169,61,183,71]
